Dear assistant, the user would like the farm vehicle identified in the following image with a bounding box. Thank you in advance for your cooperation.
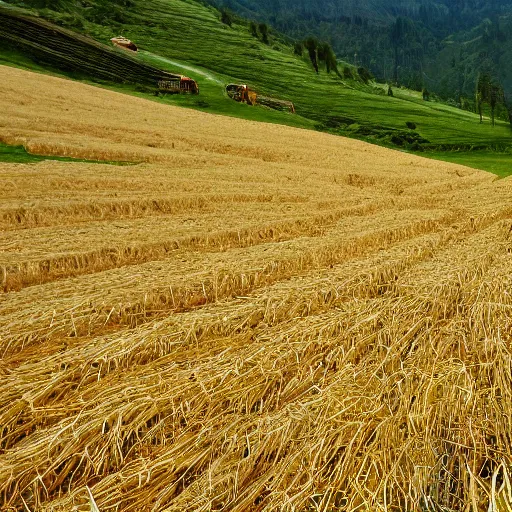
[110,36,138,52]
[158,77,200,95]
[226,84,295,113]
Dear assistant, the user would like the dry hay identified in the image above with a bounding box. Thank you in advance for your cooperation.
[1,65,512,512]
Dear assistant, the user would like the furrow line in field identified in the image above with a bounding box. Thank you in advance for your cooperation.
[1,201,386,293]
[0,193,309,231]
[3,202,510,355]
[2,212,509,444]
[0,208,460,355]
[0,224,458,449]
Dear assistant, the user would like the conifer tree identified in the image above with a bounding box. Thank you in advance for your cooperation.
[304,37,319,73]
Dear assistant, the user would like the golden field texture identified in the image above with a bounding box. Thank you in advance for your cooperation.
[1,66,512,512]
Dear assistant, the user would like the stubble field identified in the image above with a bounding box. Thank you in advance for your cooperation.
[1,66,512,512]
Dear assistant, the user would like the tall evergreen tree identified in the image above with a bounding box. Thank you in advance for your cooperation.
[304,37,319,73]
[389,17,421,85]
[293,41,303,56]
[489,81,504,127]
[220,8,233,27]
[390,17,406,84]
[476,72,503,126]
[317,42,338,74]
[476,73,493,123]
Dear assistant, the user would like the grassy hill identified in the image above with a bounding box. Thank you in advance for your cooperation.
[207,0,512,91]
[1,0,512,176]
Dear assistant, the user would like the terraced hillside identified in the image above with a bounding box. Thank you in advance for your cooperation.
[0,6,183,86]
[2,66,512,512]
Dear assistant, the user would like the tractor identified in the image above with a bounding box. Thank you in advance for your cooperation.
[226,84,257,105]
[226,83,295,113]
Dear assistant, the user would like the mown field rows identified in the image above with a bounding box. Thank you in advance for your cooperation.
[1,66,512,512]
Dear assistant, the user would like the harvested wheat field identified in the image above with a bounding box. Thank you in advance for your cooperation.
[1,65,512,512]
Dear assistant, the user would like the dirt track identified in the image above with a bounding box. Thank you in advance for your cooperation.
[143,52,224,84]
[1,65,512,512]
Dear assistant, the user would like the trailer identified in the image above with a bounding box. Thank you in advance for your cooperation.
[158,76,199,94]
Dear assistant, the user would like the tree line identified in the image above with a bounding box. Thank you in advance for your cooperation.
[295,38,338,75]
[476,72,511,127]
[220,6,340,75]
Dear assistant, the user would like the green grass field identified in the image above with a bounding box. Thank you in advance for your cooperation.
[426,150,512,178]
[0,141,134,165]
[1,0,512,176]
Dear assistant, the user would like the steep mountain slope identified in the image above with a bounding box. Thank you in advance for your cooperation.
[424,13,512,98]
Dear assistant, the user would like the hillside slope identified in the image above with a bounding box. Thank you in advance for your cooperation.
[210,0,512,30]
[1,0,511,151]
[0,7,185,86]
[2,65,512,512]
[212,0,512,103]
[424,14,512,99]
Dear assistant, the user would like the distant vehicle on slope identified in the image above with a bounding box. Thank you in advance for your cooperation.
[226,84,258,105]
[226,83,295,113]
[110,36,138,52]
[158,76,200,94]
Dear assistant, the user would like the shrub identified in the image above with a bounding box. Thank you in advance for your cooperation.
[343,66,353,79]
[259,23,269,44]
[409,142,424,151]
[357,67,373,84]
[293,41,303,56]
[220,8,233,27]
[390,134,405,146]
[406,121,416,130]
